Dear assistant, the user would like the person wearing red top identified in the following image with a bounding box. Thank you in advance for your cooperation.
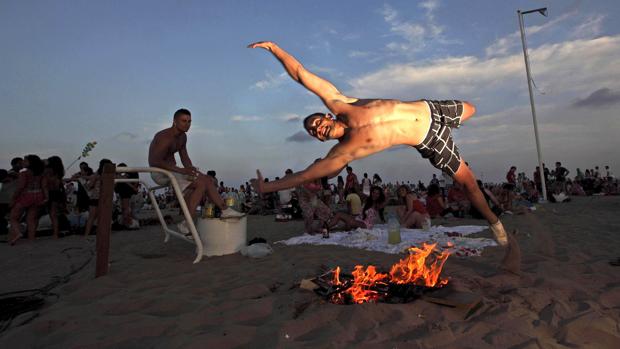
[344,166,358,194]
[447,182,470,217]
[426,184,454,218]
[9,155,48,244]
[506,166,517,185]
[396,185,430,228]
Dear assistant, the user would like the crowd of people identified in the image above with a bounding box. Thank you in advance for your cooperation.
[0,156,149,244]
[0,151,616,243]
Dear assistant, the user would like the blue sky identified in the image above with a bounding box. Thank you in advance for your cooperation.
[1,0,619,186]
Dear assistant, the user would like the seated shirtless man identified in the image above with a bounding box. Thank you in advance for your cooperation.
[148,108,242,234]
[247,41,513,251]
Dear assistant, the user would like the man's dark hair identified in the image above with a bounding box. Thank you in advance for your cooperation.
[10,157,22,167]
[47,156,65,179]
[24,154,45,176]
[97,159,113,175]
[346,166,352,171]
[285,169,293,175]
[207,170,216,177]
[0,169,8,181]
[174,108,191,119]
[303,113,324,130]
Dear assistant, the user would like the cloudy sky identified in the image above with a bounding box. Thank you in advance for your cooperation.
[1,0,619,186]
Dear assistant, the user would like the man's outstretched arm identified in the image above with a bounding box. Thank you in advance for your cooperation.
[248,41,355,114]
[252,151,351,194]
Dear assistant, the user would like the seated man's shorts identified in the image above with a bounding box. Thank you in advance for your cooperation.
[414,100,464,176]
[151,171,193,192]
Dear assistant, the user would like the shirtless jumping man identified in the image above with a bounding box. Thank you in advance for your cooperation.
[148,108,242,234]
[247,41,514,253]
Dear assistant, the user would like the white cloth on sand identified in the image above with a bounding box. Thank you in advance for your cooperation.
[277,224,497,257]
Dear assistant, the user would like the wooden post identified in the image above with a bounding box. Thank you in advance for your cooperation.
[95,163,116,277]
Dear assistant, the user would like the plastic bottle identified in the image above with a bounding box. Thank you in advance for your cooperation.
[387,214,401,244]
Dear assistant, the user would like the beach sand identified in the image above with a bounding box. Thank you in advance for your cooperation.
[1,196,620,348]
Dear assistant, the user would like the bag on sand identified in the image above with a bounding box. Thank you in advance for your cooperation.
[240,243,273,258]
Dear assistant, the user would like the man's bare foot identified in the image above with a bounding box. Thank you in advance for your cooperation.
[490,220,508,246]
[501,230,521,275]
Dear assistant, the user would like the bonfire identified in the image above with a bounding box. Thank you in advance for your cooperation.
[314,243,450,304]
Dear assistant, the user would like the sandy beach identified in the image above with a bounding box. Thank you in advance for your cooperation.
[1,196,620,348]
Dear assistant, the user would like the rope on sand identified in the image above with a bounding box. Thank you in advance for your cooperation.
[0,246,94,333]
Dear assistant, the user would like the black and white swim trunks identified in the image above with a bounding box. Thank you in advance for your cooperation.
[414,100,464,176]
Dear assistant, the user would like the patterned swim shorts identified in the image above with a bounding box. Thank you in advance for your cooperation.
[414,100,464,176]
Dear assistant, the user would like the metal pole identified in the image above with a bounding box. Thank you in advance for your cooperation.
[518,10,548,202]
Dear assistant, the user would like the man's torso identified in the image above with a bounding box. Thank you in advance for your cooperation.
[335,99,432,158]
[148,129,186,167]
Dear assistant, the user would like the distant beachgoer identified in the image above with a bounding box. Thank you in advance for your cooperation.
[372,173,382,187]
[84,159,113,237]
[45,156,66,238]
[8,157,23,179]
[328,186,384,231]
[361,173,371,197]
[248,40,511,248]
[148,108,242,234]
[426,184,454,218]
[9,155,48,244]
[396,184,429,228]
[336,175,345,203]
[447,182,470,217]
[605,165,613,180]
[506,166,517,185]
[344,166,358,194]
[115,162,139,228]
[297,176,331,236]
[345,187,362,216]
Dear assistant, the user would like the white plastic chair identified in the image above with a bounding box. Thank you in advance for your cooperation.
[115,167,204,263]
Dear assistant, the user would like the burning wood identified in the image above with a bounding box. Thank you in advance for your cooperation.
[313,243,450,304]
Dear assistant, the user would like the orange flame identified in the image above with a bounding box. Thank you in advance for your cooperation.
[389,243,450,287]
[330,243,450,304]
[346,265,388,304]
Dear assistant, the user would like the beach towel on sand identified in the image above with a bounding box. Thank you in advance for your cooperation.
[277,224,497,257]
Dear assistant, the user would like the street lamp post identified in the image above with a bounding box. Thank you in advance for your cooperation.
[518,7,548,202]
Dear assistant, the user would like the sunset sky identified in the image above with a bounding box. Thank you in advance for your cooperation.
[2,0,619,186]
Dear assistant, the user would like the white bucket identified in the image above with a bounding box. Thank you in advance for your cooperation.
[196,216,247,256]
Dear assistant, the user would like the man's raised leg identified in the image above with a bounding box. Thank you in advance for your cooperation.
[451,159,508,246]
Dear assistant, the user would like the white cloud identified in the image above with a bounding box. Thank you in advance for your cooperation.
[348,36,620,102]
[276,113,302,122]
[378,1,452,56]
[570,14,605,39]
[230,115,263,122]
[348,50,372,58]
[251,72,288,90]
[485,11,574,57]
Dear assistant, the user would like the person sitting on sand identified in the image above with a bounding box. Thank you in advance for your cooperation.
[447,182,470,218]
[396,184,429,229]
[9,155,48,244]
[148,108,242,235]
[426,184,455,218]
[296,171,332,236]
[344,187,362,216]
[327,186,384,232]
[247,40,512,248]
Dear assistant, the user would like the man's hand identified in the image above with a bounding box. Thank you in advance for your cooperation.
[177,167,198,176]
[247,41,275,51]
[250,169,265,194]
